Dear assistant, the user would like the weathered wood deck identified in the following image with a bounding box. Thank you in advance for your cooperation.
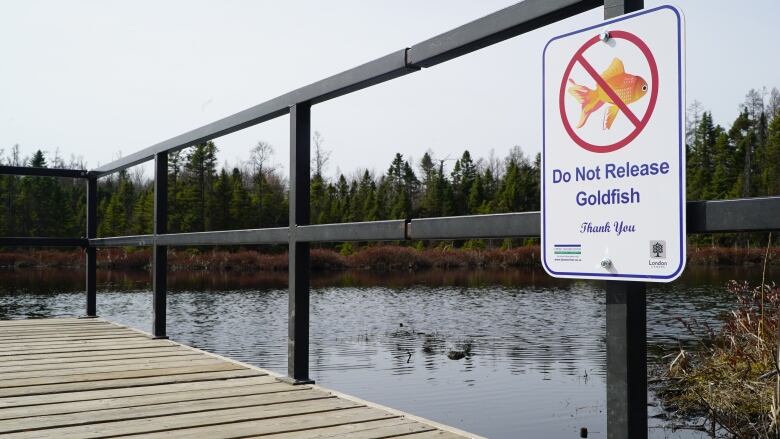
[0,318,478,439]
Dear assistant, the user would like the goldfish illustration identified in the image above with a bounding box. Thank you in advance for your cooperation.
[567,58,648,130]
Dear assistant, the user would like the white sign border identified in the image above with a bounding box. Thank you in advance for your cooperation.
[541,4,686,282]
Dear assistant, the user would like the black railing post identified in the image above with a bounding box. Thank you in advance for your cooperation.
[84,176,98,317]
[287,103,313,384]
[152,152,168,339]
[603,4,646,439]
[606,280,647,438]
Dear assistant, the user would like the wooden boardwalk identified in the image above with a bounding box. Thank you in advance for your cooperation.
[0,318,478,439]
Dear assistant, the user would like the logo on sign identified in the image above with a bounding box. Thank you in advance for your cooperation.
[649,240,666,259]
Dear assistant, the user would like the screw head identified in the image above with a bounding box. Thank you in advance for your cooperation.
[600,258,612,269]
[599,31,611,42]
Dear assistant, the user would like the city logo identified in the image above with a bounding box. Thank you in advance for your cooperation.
[649,240,666,259]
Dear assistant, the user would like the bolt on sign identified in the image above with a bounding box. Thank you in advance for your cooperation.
[541,5,686,282]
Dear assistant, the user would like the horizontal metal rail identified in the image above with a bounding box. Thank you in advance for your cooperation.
[687,197,780,233]
[90,0,604,177]
[0,166,88,179]
[155,228,288,246]
[408,212,540,240]
[89,235,155,247]
[296,220,406,242]
[408,0,601,67]
[0,237,87,247]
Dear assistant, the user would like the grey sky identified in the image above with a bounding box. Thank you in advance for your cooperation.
[1,0,777,179]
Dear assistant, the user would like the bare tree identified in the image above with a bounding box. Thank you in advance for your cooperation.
[130,167,146,187]
[11,144,21,166]
[768,87,780,121]
[743,88,765,121]
[685,100,703,146]
[506,145,529,166]
[249,141,275,176]
[487,148,502,180]
[312,131,331,178]
[52,147,65,169]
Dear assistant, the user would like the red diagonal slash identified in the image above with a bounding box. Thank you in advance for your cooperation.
[575,54,641,127]
[557,30,658,153]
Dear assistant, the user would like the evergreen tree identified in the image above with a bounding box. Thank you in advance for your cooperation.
[687,111,718,200]
[182,141,217,231]
[229,168,252,229]
[210,169,232,231]
[763,114,780,196]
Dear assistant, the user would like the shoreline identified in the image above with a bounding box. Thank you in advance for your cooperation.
[0,244,776,271]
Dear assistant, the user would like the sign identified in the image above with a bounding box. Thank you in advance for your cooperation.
[541,5,685,282]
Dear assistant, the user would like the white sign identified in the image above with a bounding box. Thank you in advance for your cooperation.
[541,5,685,282]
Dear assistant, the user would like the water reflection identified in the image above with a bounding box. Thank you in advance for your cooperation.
[0,267,772,438]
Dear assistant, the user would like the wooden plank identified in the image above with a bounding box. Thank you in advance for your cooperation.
[0,348,198,373]
[0,321,119,328]
[0,320,108,328]
[0,346,190,363]
[128,406,398,439]
[0,334,147,348]
[0,358,225,380]
[0,389,333,434]
[0,335,149,346]
[0,353,209,372]
[0,375,277,408]
[0,368,264,398]
[0,318,99,324]
[0,382,303,420]
[0,336,154,349]
[257,418,433,438]
[3,398,363,439]
[0,340,173,356]
[393,431,469,438]
[0,328,138,338]
[0,362,245,389]
[0,336,140,344]
[0,326,129,335]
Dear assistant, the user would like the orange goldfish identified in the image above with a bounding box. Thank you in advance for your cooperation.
[567,58,648,130]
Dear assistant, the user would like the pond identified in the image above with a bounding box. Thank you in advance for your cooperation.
[0,267,772,438]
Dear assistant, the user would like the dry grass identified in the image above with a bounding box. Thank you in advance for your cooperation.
[657,280,780,437]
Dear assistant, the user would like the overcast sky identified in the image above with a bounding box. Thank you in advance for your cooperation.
[1,0,778,179]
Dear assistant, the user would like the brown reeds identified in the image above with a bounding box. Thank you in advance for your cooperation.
[0,244,777,271]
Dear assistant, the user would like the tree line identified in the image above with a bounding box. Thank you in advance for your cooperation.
[0,87,778,243]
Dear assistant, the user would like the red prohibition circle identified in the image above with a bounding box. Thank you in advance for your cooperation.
[559,30,659,153]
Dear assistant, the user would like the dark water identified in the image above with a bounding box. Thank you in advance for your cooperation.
[0,267,772,438]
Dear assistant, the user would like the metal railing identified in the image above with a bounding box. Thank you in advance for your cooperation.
[1,1,779,437]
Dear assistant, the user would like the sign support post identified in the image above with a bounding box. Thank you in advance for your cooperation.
[606,280,647,438]
[603,4,646,439]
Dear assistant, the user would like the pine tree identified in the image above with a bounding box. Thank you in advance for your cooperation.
[729,109,752,197]
[763,114,780,196]
[182,142,217,231]
[688,111,718,200]
[228,168,251,229]
[168,150,184,233]
[710,132,738,199]
[210,169,232,231]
